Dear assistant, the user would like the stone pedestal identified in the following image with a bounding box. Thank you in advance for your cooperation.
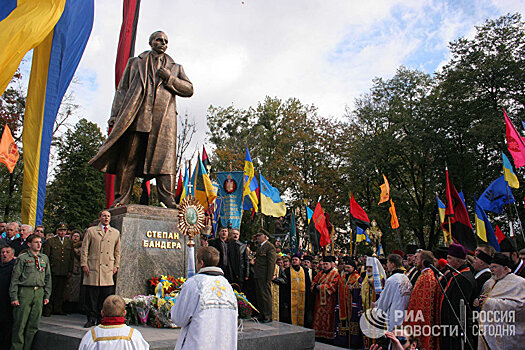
[108,204,190,298]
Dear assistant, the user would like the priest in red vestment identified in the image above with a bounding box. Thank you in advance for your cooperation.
[311,256,340,341]
[404,250,441,350]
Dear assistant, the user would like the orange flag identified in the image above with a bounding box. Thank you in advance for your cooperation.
[389,199,400,229]
[378,174,390,204]
[0,125,19,173]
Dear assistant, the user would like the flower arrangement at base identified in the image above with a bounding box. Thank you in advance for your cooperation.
[234,290,258,319]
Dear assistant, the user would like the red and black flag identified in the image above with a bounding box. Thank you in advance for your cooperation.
[349,193,370,233]
[312,203,331,248]
[106,0,141,208]
[174,170,183,204]
[442,169,476,251]
[202,145,211,171]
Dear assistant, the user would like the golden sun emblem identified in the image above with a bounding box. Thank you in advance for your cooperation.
[178,195,205,246]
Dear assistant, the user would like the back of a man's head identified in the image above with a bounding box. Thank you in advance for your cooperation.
[197,246,220,267]
[102,295,126,317]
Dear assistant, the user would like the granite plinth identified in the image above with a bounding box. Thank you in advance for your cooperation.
[108,204,191,298]
[34,314,316,350]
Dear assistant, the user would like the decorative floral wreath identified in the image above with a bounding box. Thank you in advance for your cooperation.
[177,195,205,243]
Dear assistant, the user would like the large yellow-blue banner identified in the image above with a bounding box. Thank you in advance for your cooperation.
[21,0,94,225]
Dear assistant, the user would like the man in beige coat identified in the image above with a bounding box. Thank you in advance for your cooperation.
[81,210,120,328]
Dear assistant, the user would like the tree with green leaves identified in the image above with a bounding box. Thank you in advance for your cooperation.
[43,119,105,230]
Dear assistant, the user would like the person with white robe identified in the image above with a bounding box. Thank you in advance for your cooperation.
[79,295,149,350]
[171,246,238,350]
[374,254,412,331]
[474,253,525,350]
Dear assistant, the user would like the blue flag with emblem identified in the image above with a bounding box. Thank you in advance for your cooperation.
[217,171,244,229]
[477,176,514,214]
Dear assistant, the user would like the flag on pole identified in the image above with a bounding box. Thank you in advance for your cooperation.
[389,199,399,229]
[306,206,313,224]
[290,211,298,254]
[378,175,390,204]
[312,202,331,247]
[21,0,94,226]
[180,167,190,201]
[0,0,66,95]
[243,148,259,212]
[355,226,370,243]
[174,170,183,204]
[477,176,514,214]
[349,193,370,233]
[494,225,506,244]
[504,108,525,168]
[436,194,450,245]
[190,155,217,210]
[202,145,211,171]
[106,0,141,208]
[502,151,519,189]
[0,125,19,173]
[442,169,476,251]
[474,200,500,252]
[259,174,286,217]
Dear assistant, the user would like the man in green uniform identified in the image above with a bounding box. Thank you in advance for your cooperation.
[253,232,277,323]
[42,223,73,315]
[10,234,51,350]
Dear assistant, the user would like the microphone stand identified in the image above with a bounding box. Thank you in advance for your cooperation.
[430,267,473,350]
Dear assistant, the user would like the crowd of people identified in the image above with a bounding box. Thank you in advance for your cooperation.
[1,213,525,350]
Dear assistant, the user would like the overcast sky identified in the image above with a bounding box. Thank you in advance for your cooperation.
[19,0,525,158]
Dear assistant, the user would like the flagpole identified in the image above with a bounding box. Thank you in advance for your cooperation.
[395,228,402,249]
[512,202,525,242]
[448,217,452,244]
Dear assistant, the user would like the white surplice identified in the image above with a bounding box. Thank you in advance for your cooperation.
[375,271,412,331]
[78,324,149,350]
[478,273,525,350]
[171,267,238,350]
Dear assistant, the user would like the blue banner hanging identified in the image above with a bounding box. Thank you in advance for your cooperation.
[216,171,244,229]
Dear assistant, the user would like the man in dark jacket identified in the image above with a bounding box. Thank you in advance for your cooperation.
[0,246,16,350]
[229,228,249,290]
[42,223,74,315]
[253,232,277,323]
[208,225,232,282]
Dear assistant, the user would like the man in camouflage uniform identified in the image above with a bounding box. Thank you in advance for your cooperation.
[9,234,51,350]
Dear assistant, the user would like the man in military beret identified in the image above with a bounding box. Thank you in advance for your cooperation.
[10,234,51,350]
[42,223,74,316]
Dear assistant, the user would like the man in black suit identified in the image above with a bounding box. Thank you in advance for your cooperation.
[472,245,494,298]
[208,225,232,282]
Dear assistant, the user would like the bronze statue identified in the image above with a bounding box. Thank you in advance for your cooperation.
[89,31,193,208]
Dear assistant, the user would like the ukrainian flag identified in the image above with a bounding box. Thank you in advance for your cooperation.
[0,0,66,94]
[475,199,500,252]
[243,148,259,212]
[355,226,370,244]
[259,174,286,217]
[190,155,217,210]
[502,151,519,189]
[180,166,189,201]
[306,206,313,224]
[20,0,94,225]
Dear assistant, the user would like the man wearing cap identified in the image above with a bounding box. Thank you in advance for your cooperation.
[472,245,494,299]
[335,256,362,348]
[499,237,525,278]
[311,255,340,342]
[274,253,313,327]
[253,232,276,323]
[474,253,525,350]
[440,243,476,350]
[42,223,74,316]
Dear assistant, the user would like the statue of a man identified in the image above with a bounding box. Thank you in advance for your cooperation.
[89,31,193,208]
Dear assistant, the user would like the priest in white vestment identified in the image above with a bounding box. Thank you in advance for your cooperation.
[79,295,149,350]
[171,246,238,350]
[475,253,525,350]
[375,253,412,331]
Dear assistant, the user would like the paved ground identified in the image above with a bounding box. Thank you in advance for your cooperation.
[314,342,344,349]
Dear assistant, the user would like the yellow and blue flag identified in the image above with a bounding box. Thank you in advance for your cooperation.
[355,226,370,244]
[21,0,94,225]
[436,194,450,245]
[475,199,500,252]
[306,206,313,224]
[243,148,259,212]
[502,151,519,189]
[190,155,217,210]
[180,166,190,201]
[260,174,286,217]
[0,0,66,94]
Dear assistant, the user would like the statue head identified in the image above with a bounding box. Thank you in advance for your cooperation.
[149,31,168,54]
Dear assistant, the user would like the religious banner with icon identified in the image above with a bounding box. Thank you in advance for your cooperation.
[216,171,244,229]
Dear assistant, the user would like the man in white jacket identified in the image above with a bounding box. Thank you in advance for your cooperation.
[171,246,238,350]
